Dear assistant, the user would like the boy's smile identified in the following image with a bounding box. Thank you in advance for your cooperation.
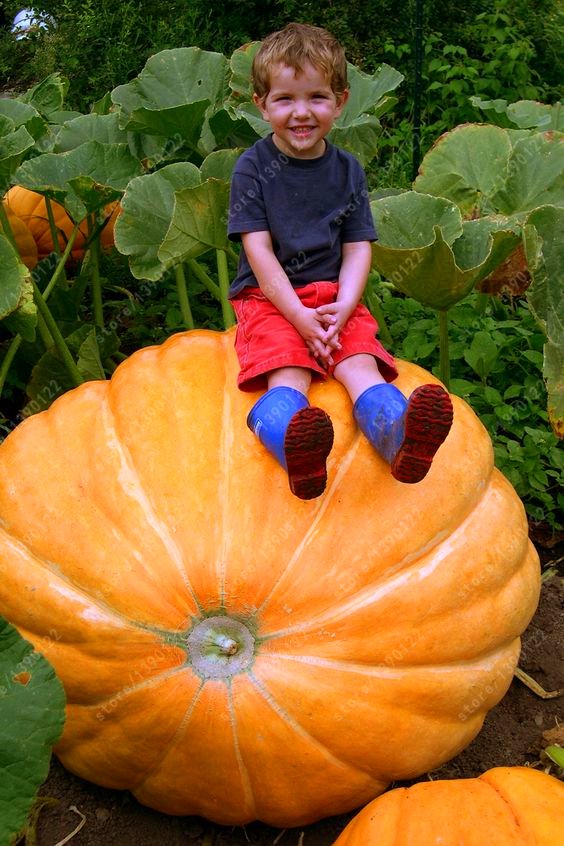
[254,62,348,160]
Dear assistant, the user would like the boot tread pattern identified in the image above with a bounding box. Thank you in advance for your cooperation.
[284,407,334,500]
[392,385,453,484]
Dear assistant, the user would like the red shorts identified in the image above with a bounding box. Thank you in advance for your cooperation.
[231,281,398,392]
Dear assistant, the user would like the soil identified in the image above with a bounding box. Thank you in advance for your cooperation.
[35,539,563,846]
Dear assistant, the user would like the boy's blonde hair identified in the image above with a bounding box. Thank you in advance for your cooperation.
[252,23,348,100]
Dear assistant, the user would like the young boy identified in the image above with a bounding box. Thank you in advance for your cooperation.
[228,22,453,500]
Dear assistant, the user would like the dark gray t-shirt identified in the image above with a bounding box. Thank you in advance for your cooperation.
[227,134,377,298]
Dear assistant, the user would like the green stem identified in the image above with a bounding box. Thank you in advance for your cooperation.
[36,313,53,349]
[186,258,221,300]
[364,289,393,347]
[438,309,450,389]
[216,249,235,328]
[43,224,81,300]
[175,263,195,329]
[0,335,23,398]
[32,280,83,387]
[0,203,18,251]
[87,215,104,328]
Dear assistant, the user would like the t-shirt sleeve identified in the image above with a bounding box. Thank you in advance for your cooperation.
[227,163,270,241]
[340,166,378,243]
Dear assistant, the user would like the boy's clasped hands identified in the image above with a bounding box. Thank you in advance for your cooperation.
[296,302,351,368]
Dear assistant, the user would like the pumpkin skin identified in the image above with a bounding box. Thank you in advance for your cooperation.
[332,767,564,846]
[3,186,117,264]
[0,329,540,827]
[3,207,38,268]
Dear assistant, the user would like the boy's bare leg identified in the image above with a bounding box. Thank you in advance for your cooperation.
[267,366,312,394]
[333,354,385,402]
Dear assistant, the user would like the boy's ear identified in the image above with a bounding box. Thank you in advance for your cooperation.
[253,92,270,120]
[335,88,349,116]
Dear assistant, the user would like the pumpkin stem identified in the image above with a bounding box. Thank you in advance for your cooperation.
[215,635,238,656]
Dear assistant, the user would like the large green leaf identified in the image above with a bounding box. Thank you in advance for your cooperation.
[320,62,406,165]
[228,42,261,101]
[0,98,46,141]
[371,192,519,310]
[54,112,129,151]
[471,97,564,131]
[0,617,65,846]
[329,115,383,166]
[336,63,404,125]
[158,178,231,269]
[0,234,29,321]
[414,124,513,215]
[0,125,35,194]
[114,163,201,280]
[523,205,564,437]
[112,47,229,155]
[200,149,243,182]
[14,140,143,221]
[491,131,564,215]
[372,191,462,248]
[2,275,37,342]
[453,217,521,279]
[19,72,69,121]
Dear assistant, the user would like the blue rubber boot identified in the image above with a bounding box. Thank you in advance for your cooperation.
[353,382,453,483]
[247,387,334,500]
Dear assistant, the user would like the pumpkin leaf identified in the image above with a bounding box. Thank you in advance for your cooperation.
[0,234,30,320]
[337,63,404,125]
[54,113,129,152]
[200,149,243,183]
[114,162,201,280]
[2,275,37,342]
[111,47,229,155]
[13,141,143,221]
[523,204,564,437]
[0,125,35,194]
[0,617,66,846]
[371,192,520,310]
[19,72,69,122]
[414,124,513,215]
[371,191,463,248]
[228,41,261,101]
[330,115,383,167]
[490,131,564,215]
[158,178,231,269]
[472,97,564,131]
[327,63,404,166]
[0,98,47,142]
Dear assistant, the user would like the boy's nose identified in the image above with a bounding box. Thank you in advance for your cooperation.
[292,100,311,118]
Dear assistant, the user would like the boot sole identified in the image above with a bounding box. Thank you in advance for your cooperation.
[284,407,334,500]
[391,385,453,484]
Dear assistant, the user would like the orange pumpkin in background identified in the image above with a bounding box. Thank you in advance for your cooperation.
[0,329,540,826]
[332,767,564,846]
[2,185,118,264]
[2,206,38,268]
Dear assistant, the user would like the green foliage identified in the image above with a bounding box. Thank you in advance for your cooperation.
[0,616,66,846]
[379,290,564,529]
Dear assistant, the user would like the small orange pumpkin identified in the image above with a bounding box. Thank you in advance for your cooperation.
[3,186,117,264]
[2,207,38,269]
[332,766,564,845]
[0,330,540,826]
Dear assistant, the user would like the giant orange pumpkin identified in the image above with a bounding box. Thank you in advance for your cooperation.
[332,766,564,845]
[0,330,540,826]
[3,186,117,264]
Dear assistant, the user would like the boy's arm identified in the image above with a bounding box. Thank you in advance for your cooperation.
[242,230,336,362]
[316,240,372,342]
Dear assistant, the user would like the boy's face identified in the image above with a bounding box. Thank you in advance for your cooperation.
[254,62,348,159]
